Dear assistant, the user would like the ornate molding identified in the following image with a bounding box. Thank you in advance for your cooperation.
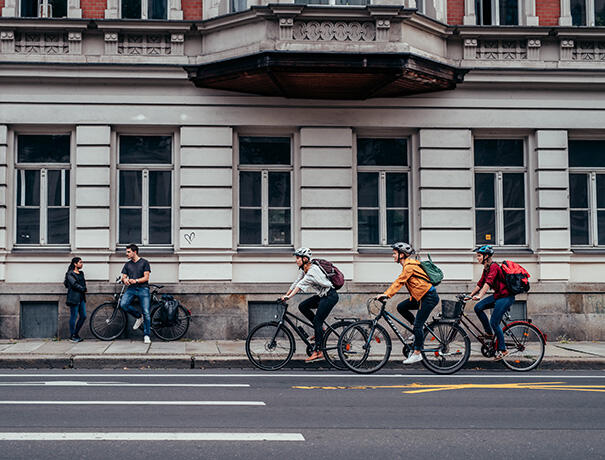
[292,21,376,42]
[571,41,605,62]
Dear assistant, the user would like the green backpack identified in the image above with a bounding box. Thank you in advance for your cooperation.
[419,254,444,286]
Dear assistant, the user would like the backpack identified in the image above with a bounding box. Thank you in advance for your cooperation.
[419,254,444,286]
[500,260,531,295]
[159,295,179,324]
[312,259,345,290]
[63,273,70,289]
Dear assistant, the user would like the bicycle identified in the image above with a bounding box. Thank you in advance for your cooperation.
[245,299,362,371]
[435,294,547,371]
[89,279,191,341]
[337,298,471,375]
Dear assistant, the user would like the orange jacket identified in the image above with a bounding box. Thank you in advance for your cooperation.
[383,258,432,302]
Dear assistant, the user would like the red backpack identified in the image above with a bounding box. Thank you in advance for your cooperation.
[500,260,531,295]
[312,259,345,290]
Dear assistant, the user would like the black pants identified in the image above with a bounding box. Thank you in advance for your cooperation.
[396,287,440,351]
[298,289,339,351]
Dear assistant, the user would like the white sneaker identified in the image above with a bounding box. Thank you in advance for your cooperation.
[144,335,151,344]
[133,317,144,330]
[403,353,423,365]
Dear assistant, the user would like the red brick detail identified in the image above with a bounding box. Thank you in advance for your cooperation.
[182,0,202,19]
[0,0,5,16]
[82,0,107,18]
[447,0,465,25]
[536,0,560,25]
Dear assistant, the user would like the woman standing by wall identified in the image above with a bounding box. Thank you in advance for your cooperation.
[64,257,87,343]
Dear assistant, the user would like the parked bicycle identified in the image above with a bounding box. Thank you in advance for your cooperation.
[89,279,191,341]
[245,299,361,371]
[434,294,547,371]
[337,298,471,375]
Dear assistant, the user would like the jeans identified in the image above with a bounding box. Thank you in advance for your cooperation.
[298,289,339,351]
[474,295,516,351]
[120,286,151,336]
[69,300,87,337]
[397,287,440,351]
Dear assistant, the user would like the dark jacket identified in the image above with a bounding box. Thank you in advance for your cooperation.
[65,271,87,307]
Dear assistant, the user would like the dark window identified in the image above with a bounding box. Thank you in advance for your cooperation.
[571,0,587,25]
[122,0,142,18]
[597,0,605,26]
[569,140,605,168]
[239,137,290,165]
[357,139,407,167]
[475,173,496,245]
[148,0,166,19]
[120,136,171,164]
[268,172,291,245]
[18,135,70,163]
[570,173,590,246]
[358,172,379,245]
[474,139,524,167]
[21,0,67,17]
[499,0,518,25]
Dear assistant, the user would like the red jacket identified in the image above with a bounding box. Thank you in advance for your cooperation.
[477,263,511,299]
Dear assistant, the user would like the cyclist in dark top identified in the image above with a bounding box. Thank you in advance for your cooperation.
[120,244,152,344]
[469,245,515,360]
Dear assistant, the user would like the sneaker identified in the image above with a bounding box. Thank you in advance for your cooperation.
[494,350,508,361]
[69,335,78,343]
[305,351,324,362]
[403,353,423,365]
[133,317,144,330]
[143,335,151,344]
[75,335,84,343]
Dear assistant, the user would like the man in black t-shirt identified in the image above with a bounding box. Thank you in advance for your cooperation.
[120,244,152,344]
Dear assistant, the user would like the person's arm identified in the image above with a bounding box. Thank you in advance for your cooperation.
[473,265,496,300]
[71,274,86,293]
[282,270,304,300]
[134,270,150,285]
[285,286,301,300]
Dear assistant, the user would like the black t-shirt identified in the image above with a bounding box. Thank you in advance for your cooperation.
[121,258,151,287]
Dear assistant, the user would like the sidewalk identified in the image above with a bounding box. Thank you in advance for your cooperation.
[0,339,604,369]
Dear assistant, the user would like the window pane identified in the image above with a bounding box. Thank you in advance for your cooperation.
[596,0,605,26]
[358,210,379,245]
[476,210,495,245]
[503,210,526,245]
[475,173,494,208]
[269,209,291,245]
[18,135,70,163]
[47,170,66,207]
[149,209,171,245]
[240,172,261,207]
[569,140,605,167]
[48,208,69,244]
[239,137,290,165]
[499,0,518,25]
[119,171,142,206]
[232,0,248,11]
[571,210,590,246]
[597,174,605,208]
[503,173,525,208]
[269,172,290,208]
[599,211,605,245]
[387,209,408,243]
[20,0,37,16]
[357,139,407,166]
[120,136,171,164]
[570,174,589,208]
[358,172,379,208]
[335,0,368,4]
[51,0,67,17]
[17,170,40,206]
[477,0,493,24]
[122,0,141,18]
[474,139,523,167]
[149,171,171,207]
[17,209,39,244]
[386,173,407,208]
[119,209,142,244]
[148,0,166,19]
[240,209,261,244]
[571,0,587,25]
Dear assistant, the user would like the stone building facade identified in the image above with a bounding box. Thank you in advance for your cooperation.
[0,0,604,340]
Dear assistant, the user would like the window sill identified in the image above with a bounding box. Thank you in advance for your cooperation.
[489,247,534,255]
[115,247,174,255]
[357,247,394,254]
[12,246,71,253]
[237,247,294,254]
[571,248,605,254]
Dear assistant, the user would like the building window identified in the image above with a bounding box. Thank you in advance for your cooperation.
[570,0,605,25]
[475,0,518,24]
[357,138,409,246]
[20,0,67,17]
[121,0,167,19]
[569,140,605,246]
[474,139,526,246]
[238,137,292,246]
[15,135,71,246]
[118,135,172,246]
[293,0,368,4]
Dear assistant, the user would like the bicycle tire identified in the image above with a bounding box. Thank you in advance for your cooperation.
[421,321,470,375]
[322,320,362,371]
[337,320,392,374]
[245,321,295,371]
[151,305,190,341]
[500,322,545,371]
[89,302,127,341]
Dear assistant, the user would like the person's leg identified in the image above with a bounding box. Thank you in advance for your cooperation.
[490,296,516,352]
[312,290,339,351]
[412,288,440,351]
[396,298,419,326]
[74,300,87,337]
[298,295,320,324]
[474,295,496,335]
[138,288,151,336]
[68,306,78,337]
[119,288,142,319]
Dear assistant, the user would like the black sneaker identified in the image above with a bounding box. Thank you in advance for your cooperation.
[75,335,84,343]
[69,335,78,343]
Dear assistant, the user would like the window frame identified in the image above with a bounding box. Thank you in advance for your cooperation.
[119,0,167,19]
[475,0,521,25]
[355,136,411,248]
[19,0,67,17]
[236,135,294,248]
[473,138,528,248]
[116,133,174,248]
[570,0,605,26]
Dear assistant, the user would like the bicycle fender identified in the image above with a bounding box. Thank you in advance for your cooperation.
[504,320,547,343]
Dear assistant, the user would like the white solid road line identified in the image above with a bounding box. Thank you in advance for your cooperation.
[0,401,265,406]
[0,382,250,387]
[0,432,305,441]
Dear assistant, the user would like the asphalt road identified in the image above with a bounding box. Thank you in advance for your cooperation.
[0,369,603,459]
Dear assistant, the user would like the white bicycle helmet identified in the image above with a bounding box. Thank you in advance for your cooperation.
[391,242,415,256]
[293,247,312,259]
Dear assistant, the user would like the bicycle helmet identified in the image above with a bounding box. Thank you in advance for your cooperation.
[473,245,494,256]
[293,247,312,259]
[391,242,415,256]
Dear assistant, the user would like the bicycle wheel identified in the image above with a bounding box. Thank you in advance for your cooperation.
[89,302,127,341]
[151,305,190,341]
[245,322,295,371]
[500,322,545,371]
[337,320,391,374]
[421,321,470,375]
[322,320,363,371]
